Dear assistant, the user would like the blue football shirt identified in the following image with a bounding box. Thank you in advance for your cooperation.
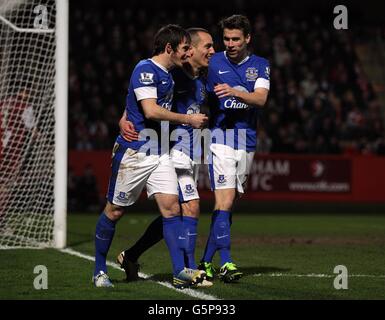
[116,59,174,154]
[206,51,270,151]
[170,67,206,160]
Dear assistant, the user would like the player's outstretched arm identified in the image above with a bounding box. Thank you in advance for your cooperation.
[119,110,139,142]
[214,84,269,108]
[141,99,208,129]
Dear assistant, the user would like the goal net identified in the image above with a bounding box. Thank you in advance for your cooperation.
[0,0,67,248]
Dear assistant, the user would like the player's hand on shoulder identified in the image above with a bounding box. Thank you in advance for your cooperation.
[119,118,139,142]
[187,113,208,129]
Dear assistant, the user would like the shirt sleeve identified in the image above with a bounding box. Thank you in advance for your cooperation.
[131,65,158,101]
[254,58,270,91]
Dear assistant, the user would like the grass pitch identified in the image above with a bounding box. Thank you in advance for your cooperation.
[1,212,385,300]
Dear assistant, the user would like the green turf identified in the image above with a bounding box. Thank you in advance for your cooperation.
[1,213,385,299]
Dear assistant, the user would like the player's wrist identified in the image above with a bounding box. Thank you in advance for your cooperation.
[232,89,241,100]
[183,114,191,125]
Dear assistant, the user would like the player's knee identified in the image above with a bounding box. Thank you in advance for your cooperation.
[104,203,124,221]
[182,200,200,218]
[170,201,181,215]
[161,201,181,217]
[215,190,236,211]
[216,198,235,211]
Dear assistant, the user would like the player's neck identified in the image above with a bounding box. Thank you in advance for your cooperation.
[182,62,199,78]
[151,54,172,71]
[227,50,249,64]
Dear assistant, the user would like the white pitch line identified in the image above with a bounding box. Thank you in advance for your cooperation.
[59,248,220,300]
[253,273,385,278]
[0,246,47,250]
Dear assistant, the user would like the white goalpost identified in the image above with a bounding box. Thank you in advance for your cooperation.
[0,0,67,248]
[54,0,68,250]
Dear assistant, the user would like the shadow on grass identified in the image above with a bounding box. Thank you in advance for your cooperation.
[144,273,171,283]
[144,265,291,283]
[112,277,148,285]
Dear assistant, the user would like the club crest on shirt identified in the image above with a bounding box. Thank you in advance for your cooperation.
[245,67,258,81]
[186,103,200,115]
[139,72,154,85]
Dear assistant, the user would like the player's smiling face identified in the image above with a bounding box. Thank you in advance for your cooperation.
[223,28,250,62]
[171,37,192,68]
[191,32,215,68]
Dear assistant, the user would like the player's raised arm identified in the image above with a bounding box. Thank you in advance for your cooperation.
[140,98,208,129]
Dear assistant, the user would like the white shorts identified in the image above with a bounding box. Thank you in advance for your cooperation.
[208,143,254,194]
[107,143,178,206]
[170,149,200,202]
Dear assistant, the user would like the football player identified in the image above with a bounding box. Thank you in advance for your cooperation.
[199,14,270,282]
[93,24,208,289]
[117,28,215,287]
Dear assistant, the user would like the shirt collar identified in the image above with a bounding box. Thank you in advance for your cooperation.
[149,59,168,73]
[224,51,250,65]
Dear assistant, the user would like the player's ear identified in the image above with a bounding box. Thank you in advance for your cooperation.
[165,43,172,54]
[245,34,251,45]
[188,46,194,57]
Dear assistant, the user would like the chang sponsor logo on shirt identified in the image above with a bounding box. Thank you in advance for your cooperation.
[223,86,249,109]
[161,102,172,110]
[161,90,174,110]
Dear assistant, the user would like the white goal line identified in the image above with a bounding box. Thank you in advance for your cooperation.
[253,273,385,278]
[59,247,221,301]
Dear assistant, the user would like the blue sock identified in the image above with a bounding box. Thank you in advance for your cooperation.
[182,216,198,269]
[213,210,232,266]
[201,211,219,263]
[163,216,185,276]
[94,212,116,276]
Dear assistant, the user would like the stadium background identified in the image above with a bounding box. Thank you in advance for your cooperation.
[68,0,385,212]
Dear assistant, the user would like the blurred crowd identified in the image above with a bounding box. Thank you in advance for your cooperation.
[69,3,385,155]
[68,164,100,212]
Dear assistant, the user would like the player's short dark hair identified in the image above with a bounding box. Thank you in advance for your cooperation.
[219,14,251,37]
[186,27,210,46]
[153,24,191,56]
